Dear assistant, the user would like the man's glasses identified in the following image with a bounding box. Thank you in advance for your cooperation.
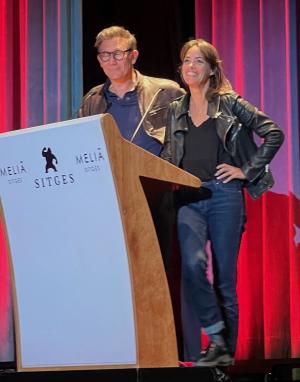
[97,49,132,62]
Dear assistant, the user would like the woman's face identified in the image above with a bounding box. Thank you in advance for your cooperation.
[181,45,213,89]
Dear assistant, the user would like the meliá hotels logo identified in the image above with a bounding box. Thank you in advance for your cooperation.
[75,147,104,172]
[0,160,27,184]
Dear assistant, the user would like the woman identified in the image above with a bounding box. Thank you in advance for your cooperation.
[161,39,284,367]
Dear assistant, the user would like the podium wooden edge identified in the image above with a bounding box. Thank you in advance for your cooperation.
[100,114,201,368]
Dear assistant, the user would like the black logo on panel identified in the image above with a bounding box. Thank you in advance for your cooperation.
[35,147,74,189]
[42,147,58,173]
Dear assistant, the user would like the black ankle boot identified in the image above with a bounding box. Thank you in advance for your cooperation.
[195,342,234,367]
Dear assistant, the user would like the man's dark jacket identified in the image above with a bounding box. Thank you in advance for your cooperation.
[78,70,185,144]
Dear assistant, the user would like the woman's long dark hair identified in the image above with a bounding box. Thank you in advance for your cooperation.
[180,39,232,100]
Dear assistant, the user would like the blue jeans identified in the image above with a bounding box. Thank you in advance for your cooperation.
[177,179,245,355]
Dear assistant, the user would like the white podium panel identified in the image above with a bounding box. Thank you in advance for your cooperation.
[0,116,136,370]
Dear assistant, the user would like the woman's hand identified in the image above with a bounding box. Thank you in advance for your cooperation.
[215,163,246,183]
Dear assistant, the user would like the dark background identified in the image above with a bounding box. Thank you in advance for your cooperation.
[82,0,195,93]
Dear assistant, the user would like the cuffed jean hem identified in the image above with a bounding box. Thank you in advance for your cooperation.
[203,320,225,335]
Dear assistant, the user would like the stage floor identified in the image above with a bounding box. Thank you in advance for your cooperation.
[1,359,300,382]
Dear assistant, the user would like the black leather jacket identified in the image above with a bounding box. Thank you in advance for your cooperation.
[77,70,185,144]
[161,92,284,199]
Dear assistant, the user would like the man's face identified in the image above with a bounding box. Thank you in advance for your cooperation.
[97,37,138,83]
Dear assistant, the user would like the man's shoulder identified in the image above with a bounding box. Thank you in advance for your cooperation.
[170,94,186,105]
[78,83,107,117]
[84,84,105,98]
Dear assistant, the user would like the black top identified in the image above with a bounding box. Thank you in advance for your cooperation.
[181,116,233,181]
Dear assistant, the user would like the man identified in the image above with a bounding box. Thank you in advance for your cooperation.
[78,25,185,155]
[78,25,195,365]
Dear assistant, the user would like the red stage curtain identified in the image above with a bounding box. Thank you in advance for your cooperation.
[0,0,26,362]
[195,0,300,360]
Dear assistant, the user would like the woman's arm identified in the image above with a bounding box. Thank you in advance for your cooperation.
[231,94,284,182]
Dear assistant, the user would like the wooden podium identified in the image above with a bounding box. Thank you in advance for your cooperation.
[0,114,200,371]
